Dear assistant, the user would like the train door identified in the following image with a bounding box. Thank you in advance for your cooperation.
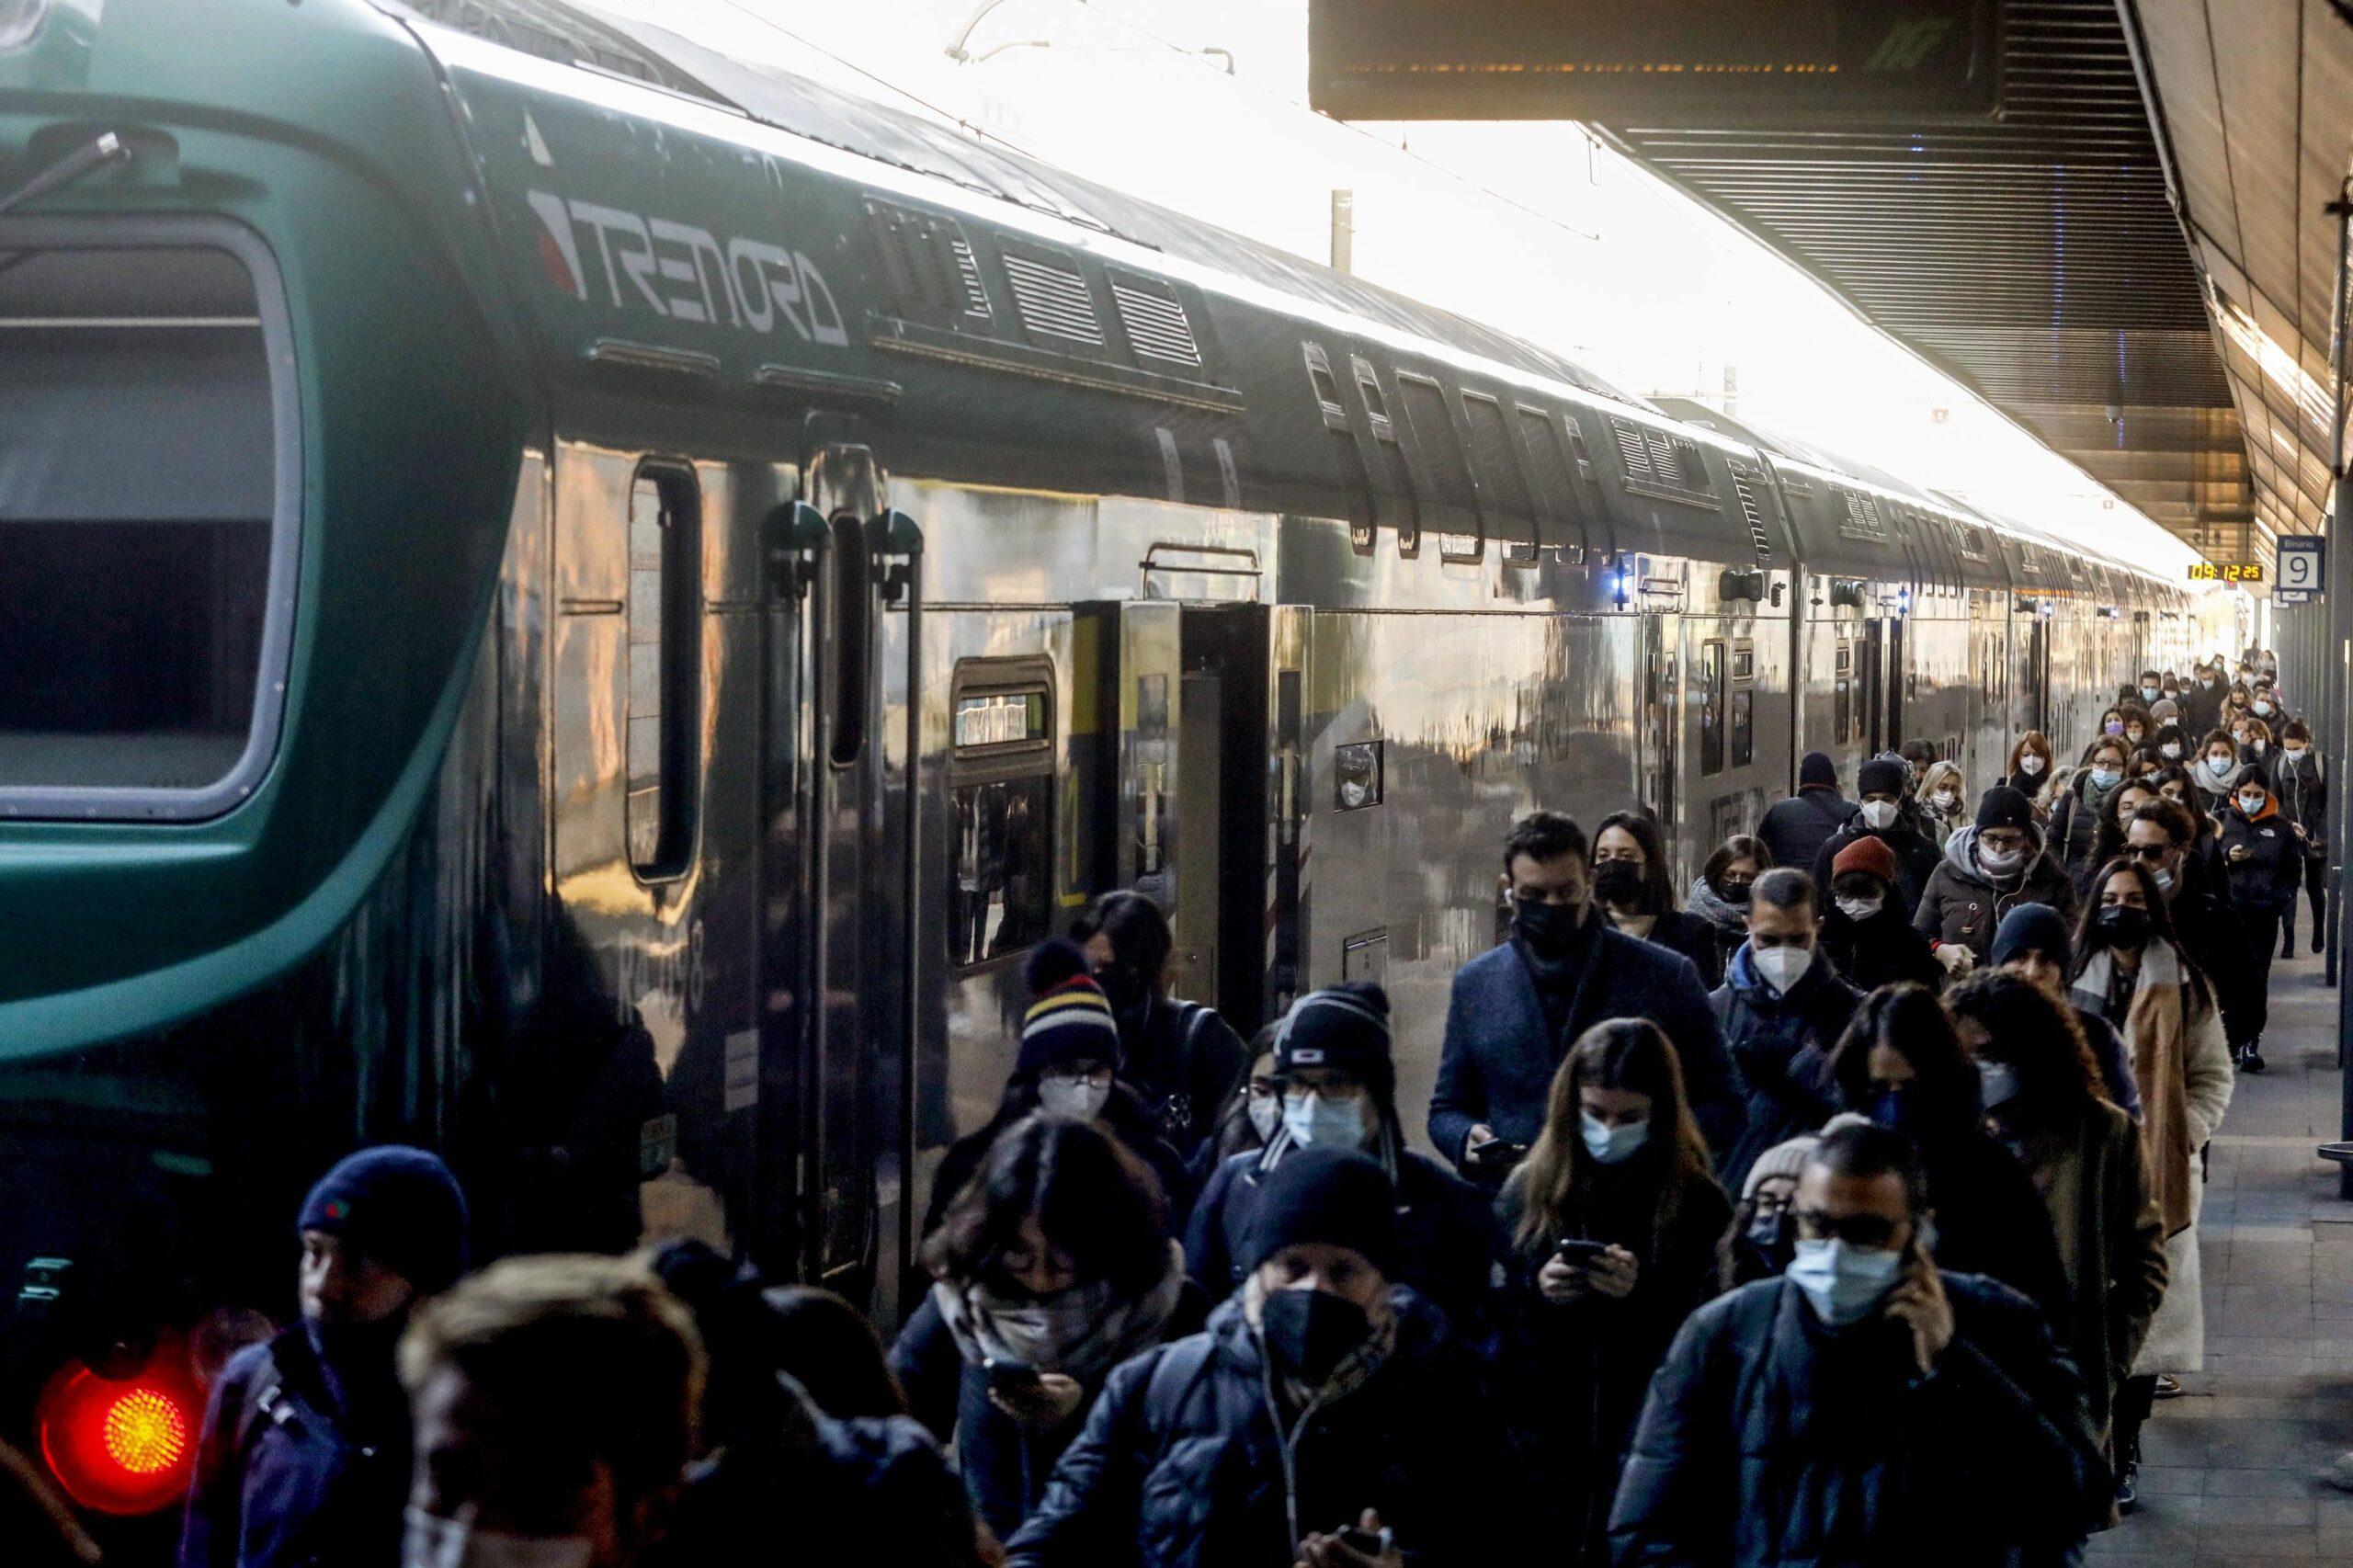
[1884,615,1907,753]
[1859,619,1886,755]
[1112,600,1279,1032]
[759,432,913,1301]
[1643,612,1680,823]
[2028,617,2052,735]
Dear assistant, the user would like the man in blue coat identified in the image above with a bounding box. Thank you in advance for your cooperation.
[1608,1121,2105,1565]
[1428,812,1744,1176]
[181,1147,467,1568]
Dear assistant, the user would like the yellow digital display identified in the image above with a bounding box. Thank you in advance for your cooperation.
[2186,562,2263,583]
[1309,0,1999,122]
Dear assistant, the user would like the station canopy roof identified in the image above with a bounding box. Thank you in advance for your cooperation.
[1588,0,2273,573]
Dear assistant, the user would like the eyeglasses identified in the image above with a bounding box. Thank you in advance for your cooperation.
[1041,1066,1113,1090]
[2127,844,2172,864]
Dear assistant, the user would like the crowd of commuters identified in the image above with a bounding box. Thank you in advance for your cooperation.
[149,650,2323,1567]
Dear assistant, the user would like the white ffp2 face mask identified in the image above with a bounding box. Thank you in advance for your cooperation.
[1859,800,1898,831]
[1751,945,1813,994]
[1834,894,1883,922]
[404,1510,595,1568]
[2018,754,2045,776]
[1038,1077,1111,1121]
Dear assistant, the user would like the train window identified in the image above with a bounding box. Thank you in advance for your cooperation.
[1335,740,1383,810]
[1396,372,1481,561]
[1460,392,1533,561]
[828,514,869,766]
[0,233,297,819]
[628,464,703,880]
[1698,641,1726,777]
[1732,642,1756,767]
[948,661,1056,969]
[1352,358,1420,554]
[1834,639,1854,744]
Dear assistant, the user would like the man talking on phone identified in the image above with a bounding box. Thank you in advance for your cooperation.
[1608,1122,2104,1564]
[1005,1148,1494,1567]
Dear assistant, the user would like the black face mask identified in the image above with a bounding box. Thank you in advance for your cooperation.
[1095,965,1149,1018]
[1870,1086,1920,1137]
[1513,900,1586,956]
[2097,905,2152,949]
[1718,880,1754,906]
[1742,1206,1796,1275]
[1258,1288,1372,1385]
[1592,861,1645,906]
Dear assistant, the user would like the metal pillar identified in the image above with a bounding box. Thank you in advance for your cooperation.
[2328,181,2353,1192]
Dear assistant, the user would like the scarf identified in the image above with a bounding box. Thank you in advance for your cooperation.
[934,1238,1188,1383]
[2075,945,2195,1237]
[1687,874,1747,936]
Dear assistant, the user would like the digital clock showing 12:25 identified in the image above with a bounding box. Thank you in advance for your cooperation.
[2187,562,2263,583]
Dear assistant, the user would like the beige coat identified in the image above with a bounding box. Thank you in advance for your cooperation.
[2078,944,2234,1374]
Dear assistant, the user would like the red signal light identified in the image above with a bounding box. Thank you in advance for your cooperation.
[37,1357,200,1516]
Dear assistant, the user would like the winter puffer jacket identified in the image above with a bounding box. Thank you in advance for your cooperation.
[1003,1290,1499,1568]
[1708,946,1860,1197]
[1608,1275,2106,1565]
[2218,798,2302,915]
[1186,1146,1500,1341]
[1912,827,2078,963]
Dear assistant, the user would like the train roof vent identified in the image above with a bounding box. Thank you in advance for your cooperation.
[1836,487,1889,544]
[1645,430,1683,487]
[1731,467,1772,563]
[949,237,991,315]
[1611,417,1654,478]
[1004,249,1104,347]
[1111,277,1201,368]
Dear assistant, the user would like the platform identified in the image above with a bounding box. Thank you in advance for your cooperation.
[2091,948,2353,1564]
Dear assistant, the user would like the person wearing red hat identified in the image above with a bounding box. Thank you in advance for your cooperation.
[1817,835,1941,992]
[1806,757,1940,919]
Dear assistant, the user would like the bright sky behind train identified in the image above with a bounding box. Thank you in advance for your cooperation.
[595,0,2208,580]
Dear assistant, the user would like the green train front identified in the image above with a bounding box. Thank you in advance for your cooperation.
[0,0,535,1526]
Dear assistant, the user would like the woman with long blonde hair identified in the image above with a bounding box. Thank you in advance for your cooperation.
[1495,1018,1730,1562]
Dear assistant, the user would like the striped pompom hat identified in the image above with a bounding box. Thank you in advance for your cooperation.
[1016,937,1122,1077]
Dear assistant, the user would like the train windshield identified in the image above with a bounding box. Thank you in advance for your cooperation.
[0,234,292,816]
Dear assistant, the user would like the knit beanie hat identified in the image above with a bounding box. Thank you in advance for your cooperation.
[298,1146,468,1295]
[1989,902,2070,969]
[1857,757,1909,799]
[1275,983,1394,1103]
[2151,699,2181,723]
[1829,835,1897,886]
[1741,1135,1819,1200]
[1975,785,2034,834]
[1799,752,1836,789]
[1238,1146,1399,1278]
[1016,938,1121,1077]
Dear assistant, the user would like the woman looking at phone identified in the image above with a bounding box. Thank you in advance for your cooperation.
[890,1116,1198,1544]
[1494,1018,1731,1561]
